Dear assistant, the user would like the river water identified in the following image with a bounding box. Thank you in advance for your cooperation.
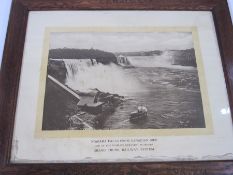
[63,53,205,129]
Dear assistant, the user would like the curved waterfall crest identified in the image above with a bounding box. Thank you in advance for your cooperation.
[63,58,141,95]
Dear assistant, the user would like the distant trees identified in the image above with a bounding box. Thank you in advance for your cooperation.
[48,48,197,67]
[49,48,117,64]
[115,50,163,57]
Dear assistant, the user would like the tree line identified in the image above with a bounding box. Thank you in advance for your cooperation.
[49,48,117,64]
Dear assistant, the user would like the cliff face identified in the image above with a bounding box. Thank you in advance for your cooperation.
[46,48,197,87]
[172,49,197,67]
[42,77,80,130]
[47,59,67,84]
[47,48,118,84]
[49,48,117,64]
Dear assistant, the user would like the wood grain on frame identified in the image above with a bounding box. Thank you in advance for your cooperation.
[0,0,233,174]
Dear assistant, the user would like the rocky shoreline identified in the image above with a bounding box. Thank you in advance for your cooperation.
[42,73,125,130]
[43,48,198,130]
[70,89,125,130]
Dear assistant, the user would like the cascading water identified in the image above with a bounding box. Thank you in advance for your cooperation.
[49,49,204,130]
[126,51,173,68]
[63,59,141,95]
[126,51,194,70]
[117,55,131,66]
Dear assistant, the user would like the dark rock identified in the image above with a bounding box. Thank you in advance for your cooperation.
[47,59,67,83]
[172,49,197,67]
[42,77,80,130]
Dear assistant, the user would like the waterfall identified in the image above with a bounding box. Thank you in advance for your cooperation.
[63,59,141,95]
[126,51,173,68]
[126,51,195,70]
[117,55,131,66]
[64,59,97,81]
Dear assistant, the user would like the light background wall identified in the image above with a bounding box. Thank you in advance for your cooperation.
[0,0,233,65]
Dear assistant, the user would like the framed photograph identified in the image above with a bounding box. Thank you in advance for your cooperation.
[1,0,233,174]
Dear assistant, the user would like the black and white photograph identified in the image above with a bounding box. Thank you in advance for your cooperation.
[42,31,205,131]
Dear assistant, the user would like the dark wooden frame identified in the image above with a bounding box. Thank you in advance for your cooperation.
[0,0,233,174]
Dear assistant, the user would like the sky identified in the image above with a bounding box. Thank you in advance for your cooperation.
[50,32,194,52]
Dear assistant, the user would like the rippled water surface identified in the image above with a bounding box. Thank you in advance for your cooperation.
[102,67,205,129]
[64,55,205,129]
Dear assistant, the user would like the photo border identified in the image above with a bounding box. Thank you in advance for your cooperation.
[35,26,213,138]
